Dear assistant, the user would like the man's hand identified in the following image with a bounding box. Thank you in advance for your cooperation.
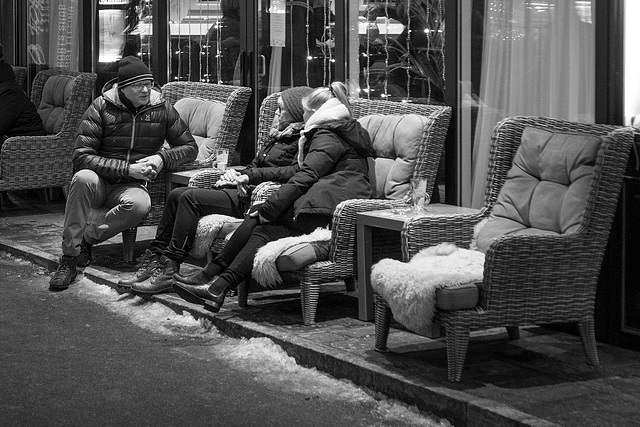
[129,163,156,181]
[236,174,250,197]
[248,201,270,224]
[136,154,164,179]
[214,169,241,188]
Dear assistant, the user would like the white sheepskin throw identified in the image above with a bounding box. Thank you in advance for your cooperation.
[371,243,485,336]
[191,214,238,259]
[252,227,332,289]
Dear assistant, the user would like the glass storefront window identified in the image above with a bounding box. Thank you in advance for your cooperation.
[460,0,596,207]
[168,0,236,84]
[259,0,336,95]
[625,0,640,126]
[25,0,81,71]
[346,0,445,104]
[96,0,153,90]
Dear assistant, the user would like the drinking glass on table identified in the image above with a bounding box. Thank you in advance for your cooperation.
[410,177,430,213]
[216,148,229,171]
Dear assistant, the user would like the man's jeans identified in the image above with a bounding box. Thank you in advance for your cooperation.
[61,169,150,257]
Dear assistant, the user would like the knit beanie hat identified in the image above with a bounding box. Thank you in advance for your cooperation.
[118,56,153,88]
[280,86,313,123]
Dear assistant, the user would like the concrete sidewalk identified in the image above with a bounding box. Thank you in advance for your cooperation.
[1,191,639,427]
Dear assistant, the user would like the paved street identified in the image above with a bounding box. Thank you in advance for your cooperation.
[0,252,448,427]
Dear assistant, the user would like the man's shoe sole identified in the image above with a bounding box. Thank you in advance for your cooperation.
[130,285,174,296]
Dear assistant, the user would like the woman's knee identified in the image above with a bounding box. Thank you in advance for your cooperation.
[167,186,190,205]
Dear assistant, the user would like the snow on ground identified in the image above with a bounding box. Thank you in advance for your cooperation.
[69,276,451,427]
[5,253,449,427]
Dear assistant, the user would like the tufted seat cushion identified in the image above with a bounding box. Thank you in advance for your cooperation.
[475,126,602,253]
[173,97,226,161]
[358,114,430,199]
[37,74,75,134]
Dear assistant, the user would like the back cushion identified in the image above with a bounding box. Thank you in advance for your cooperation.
[358,114,428,199]
[37,74,75,134]
[174,98,226,160]
[475,126,602,253]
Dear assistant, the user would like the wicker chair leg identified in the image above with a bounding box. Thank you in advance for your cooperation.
[121,227,137,263]
[237,281,249,307]
[506,326,520,340]
[578,319,600,366]
[374,292,391,352]
[300,281,321,326]
[446,324,471,382]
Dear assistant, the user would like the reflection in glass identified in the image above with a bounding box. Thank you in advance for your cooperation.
[356,0,445,104]
[168,0,241,85]
[25,0,81,73]
[97,0,152,91]
[260,0,336,95]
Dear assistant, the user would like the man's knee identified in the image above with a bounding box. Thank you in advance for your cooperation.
[120,196,151,221]
[70,169,99,189]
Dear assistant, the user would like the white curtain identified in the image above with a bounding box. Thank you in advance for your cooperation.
[470,1,595,208]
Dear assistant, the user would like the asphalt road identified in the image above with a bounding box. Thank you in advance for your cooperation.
[0,252,446,427]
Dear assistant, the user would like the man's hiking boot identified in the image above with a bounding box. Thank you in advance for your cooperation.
[49,255,78,291]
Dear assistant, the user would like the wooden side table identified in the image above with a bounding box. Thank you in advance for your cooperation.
[356,204,480,322]
[165,169,203,198]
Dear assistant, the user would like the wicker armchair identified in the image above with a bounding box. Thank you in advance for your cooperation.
[119,82,252,262]
[190,94,452,325]
[11,65,27,90]
[0,69,97,192]
[373,116,635,381]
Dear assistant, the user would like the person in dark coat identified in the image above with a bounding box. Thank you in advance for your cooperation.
[0,43,46,146]
[125,86,314,294]
[49,56,198,291]
[171,81,374,313]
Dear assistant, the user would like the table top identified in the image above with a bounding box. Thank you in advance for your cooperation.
[357,204,480,230]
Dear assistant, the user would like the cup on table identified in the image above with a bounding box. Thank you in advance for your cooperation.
[216,148,229,171]
[410,177,430,213]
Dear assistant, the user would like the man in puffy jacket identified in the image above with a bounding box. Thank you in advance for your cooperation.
[49,56,198,291]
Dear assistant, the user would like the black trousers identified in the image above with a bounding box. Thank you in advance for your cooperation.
[150,186,243,262]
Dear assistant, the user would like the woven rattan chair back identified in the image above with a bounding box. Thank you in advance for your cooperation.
[0,68,97,192]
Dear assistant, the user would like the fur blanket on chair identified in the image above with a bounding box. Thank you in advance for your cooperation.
[371,243,485,336]
[252,227,332,289]
[191,214,240,259]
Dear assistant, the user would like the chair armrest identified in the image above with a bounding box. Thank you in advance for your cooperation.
[401,210,486,259]
[251,181,281,205]
[0,134,73,187]
[480,230,599,310]
[329,198,408,269]
[188,169,223,188]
